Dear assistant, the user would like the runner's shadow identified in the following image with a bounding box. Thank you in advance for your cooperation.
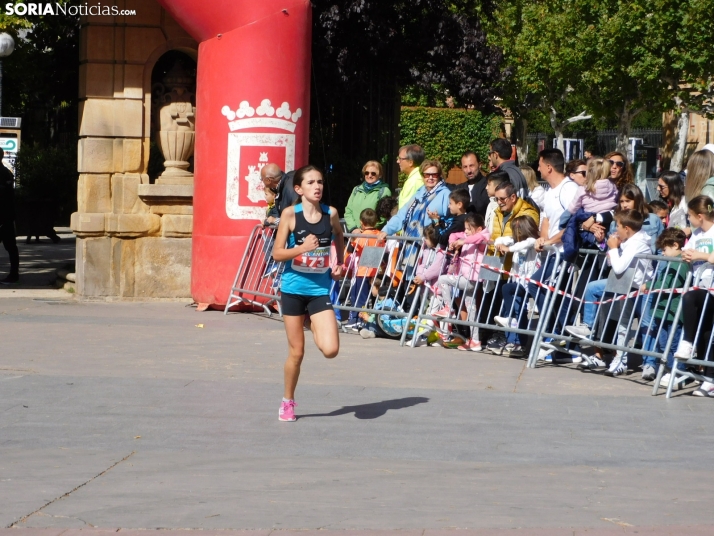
[299,396,429,420]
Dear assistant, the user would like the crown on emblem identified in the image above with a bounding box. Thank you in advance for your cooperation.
[221,99,303,133]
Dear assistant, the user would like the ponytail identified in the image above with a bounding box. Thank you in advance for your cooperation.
[688,195,714,221]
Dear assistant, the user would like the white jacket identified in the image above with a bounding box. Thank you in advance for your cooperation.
[607,229,654,288]
[485,198,498,235]
[494,236,540,287]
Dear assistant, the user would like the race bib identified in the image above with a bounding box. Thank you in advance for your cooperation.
[292,246,330,273]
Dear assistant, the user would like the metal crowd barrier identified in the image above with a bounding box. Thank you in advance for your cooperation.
[413,245,563,364]
[330,232,427,347]
[225,229,429,347]
[224,224,285,316]
[659,263,714,398]
[529,249,692,377]
[224,224,712,399]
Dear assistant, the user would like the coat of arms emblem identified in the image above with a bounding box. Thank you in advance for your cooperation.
[223,99,302,220]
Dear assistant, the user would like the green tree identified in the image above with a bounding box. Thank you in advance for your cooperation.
[575,0,666,154]
[633,0,714,170]
[492,0,714,159]
[486,0,591,162]
[0,0,79,145]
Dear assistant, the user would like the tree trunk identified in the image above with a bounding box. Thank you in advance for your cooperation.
[554,128,564,154]
[550,108,591,157]
[615,104,633,156]
[669,107,689,172]
[513,116,529,165]
[549,108,564,154]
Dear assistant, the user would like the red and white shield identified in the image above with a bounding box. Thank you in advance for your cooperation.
[223,100,300,221]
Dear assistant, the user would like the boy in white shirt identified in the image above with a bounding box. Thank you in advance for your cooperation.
[566,209,654,375]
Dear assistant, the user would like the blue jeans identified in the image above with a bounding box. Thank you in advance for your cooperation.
[500,281,527,344]
[582,279,608,328]
[527,255,570,334]
[348,276,371,322]
[642,318,684,371]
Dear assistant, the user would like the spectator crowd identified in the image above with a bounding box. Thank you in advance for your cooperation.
[260,140,714,398]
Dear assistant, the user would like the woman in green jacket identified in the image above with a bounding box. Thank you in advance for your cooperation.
[344,161,392,231]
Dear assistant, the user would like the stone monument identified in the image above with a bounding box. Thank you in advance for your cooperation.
[153,60,195,185]
[71,1,198,298]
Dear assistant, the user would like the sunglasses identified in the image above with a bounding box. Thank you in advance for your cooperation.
[572,170,587,176]
[423,172,441,179]
[495,195,513,203]
[608,160,626,169]
[364,171,378,177]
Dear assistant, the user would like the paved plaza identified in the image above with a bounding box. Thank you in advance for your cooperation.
[1,293,713,534]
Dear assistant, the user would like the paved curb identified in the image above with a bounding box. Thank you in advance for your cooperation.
[3,528,714,535]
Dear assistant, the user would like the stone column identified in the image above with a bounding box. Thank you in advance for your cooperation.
[71,1,198,298]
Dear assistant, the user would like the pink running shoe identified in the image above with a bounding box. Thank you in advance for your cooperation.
[279,399,297,422]
[433,306,452,318]
[457,339,482,352]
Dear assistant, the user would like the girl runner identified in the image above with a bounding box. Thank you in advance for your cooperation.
[271,165,345,421]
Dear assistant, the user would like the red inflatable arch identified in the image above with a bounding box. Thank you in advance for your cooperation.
[155,0,312,306]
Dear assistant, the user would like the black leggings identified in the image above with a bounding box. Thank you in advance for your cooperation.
[682,290,714,343]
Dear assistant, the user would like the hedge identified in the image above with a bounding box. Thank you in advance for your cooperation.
[399,107,501,171]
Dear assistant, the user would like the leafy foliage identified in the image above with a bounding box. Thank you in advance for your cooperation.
[313,0,507,110]
[399,107,500,170]
[0,0,79,145]
[489,0,714,153]
[310,0,507,210]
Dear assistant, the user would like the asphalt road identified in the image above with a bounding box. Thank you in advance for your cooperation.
[1,298,713,532]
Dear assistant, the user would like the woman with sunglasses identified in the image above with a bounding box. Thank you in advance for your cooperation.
[603,151,634,191]
[657,171,687,230]
[343,161,392,232]
[379,159,451,241]
[566,159,588,187]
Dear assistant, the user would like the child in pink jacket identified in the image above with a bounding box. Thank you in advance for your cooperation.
[434,213,491,350]
[413,224,447,287]
[412,224,448,314]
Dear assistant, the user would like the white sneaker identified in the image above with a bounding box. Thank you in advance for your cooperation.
[494,316,518,329]
[360,328,376,339]
[605,354,627,377]
[504,343,525,357]
[660,372,693,391]
[691,383,714,397]
[409,336,429,347]
[641,365,657,381]
[674,340,694,360]
[579,355,607,369]
[565,324,592,339]
[537,347,553,362]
